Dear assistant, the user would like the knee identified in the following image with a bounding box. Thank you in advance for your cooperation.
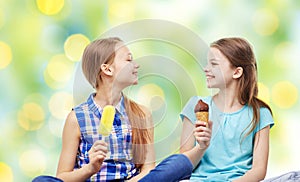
[160,154,193,171]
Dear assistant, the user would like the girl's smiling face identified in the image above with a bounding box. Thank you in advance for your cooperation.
[111,43,140,88]
[205,47,237,89]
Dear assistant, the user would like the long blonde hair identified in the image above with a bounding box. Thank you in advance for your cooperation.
[82,37,153,167]
[211,37,272,139]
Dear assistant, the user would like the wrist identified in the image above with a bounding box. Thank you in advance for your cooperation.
[195,144,208,151]
[83,164,97,176]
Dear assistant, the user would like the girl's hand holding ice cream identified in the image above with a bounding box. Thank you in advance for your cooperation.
[194,120,212,150]
[87,105,115,173]
[87,140,108,174]
[194,99,212,149]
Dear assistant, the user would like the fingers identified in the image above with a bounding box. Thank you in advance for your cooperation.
[195,120,207,127]
[86,140,108,173]
[88,146,107,164]
[195,120,213,127]
[194,130,211,143]
[194,120,212,149]
[194,128,211,138]
[88,140,108,160]
[93,140,108,153]
[91,150,107,160]
[194,122,211,133]
[94,140,108,147]
[87,150,106,174]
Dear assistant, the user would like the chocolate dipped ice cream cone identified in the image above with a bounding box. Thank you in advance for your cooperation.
[194,99,209,124]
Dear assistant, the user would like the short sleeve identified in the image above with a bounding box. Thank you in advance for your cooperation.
[254,107,274,133]
[180,96,199,124]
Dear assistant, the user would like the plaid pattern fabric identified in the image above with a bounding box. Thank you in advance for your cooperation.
[73,93,138,181]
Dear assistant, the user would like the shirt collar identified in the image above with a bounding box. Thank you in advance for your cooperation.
[115,95,125,115]
[87,93,125,118]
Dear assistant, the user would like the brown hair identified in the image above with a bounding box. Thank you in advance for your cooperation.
[82,37,121,89]
[210,37,272,139]
[82,37,153,167]
[124,96,153,167]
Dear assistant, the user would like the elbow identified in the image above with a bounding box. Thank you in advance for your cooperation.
[55,171,70,182]
[260,168,267,180]
[55,174,64,182]
[179,148,185,153]
[252,166,268,181]
[55,172,61,179]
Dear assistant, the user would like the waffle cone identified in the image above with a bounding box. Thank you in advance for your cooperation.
[195,111,208,123]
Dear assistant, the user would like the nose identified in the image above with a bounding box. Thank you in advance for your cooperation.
[134,61,140,69]
[204,64,209,72]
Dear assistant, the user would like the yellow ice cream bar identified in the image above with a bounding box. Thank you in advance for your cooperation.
[98,105,115,136]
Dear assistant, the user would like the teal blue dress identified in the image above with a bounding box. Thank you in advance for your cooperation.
[180,96,274,181]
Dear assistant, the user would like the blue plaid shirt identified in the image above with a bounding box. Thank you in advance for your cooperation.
[73,93,138,181]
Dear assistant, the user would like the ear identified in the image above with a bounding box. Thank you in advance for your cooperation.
[233,67,243,79]
[100,64,113,76]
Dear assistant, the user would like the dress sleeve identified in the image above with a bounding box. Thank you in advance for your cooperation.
[254,107,275,134]
[179,96,199,124]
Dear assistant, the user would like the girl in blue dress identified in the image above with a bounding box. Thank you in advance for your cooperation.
[140,37,274,182]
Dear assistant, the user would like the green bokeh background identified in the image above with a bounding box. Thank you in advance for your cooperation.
[0,0,299,181]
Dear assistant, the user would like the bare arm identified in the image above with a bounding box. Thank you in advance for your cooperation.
[180,117,212,168]
[56,111,107,182]
[233,126,270,182]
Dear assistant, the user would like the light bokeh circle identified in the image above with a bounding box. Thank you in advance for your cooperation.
[19,149,46,177]
[0,162,13,182]
[64,34,90,62]
[271,81,298,109]
[36,0,64,15]
[0,41,12,69]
